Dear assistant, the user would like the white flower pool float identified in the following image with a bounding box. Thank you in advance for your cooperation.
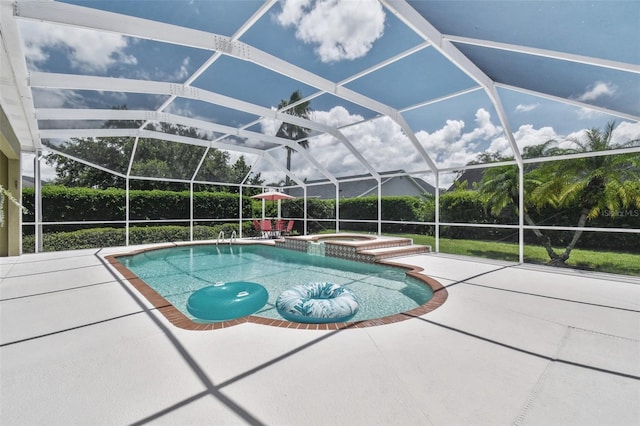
[276,282,360,323]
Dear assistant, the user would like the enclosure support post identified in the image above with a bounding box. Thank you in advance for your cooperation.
[238,185,243,239]
[518,165,524,263]
[335,184,339,233]
[435,172,440,253]
[377,178,382,235]
[125,137,139,247]
[125,177,130,246]
[189,182,194,241]
[34,150,42,253]
[303,186,308,236]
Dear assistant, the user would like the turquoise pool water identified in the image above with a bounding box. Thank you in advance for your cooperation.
[119,244,434,323]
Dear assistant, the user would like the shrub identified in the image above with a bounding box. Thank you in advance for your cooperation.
[439,190,517,241]
[22,186,252,234]
[22,223,254,253]
[22,186,635,252]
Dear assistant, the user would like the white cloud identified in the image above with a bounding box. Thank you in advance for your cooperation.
[260,103,640,188]
[414,109,503,171]
[575,107,608,120]
[611,121,640,146]
[575,81,617,102]
[165,102,221,125]
[515,103,539,113]
[460,109,501,144]
[20,21,136,73]
[31,88,87,108]
[340,115,422,172]
[415,120,463,156]
[260,108,284,137]
[282,108,376,179]
[415,123,473,172]
[565,120,640,149]
[260,105,363,145]
[275,0,385,63]
[21,153,57,182]
[261,106,404,182]
[261,107,507,186]
[277,0,312,25]
[172,57,191,81]
[136,56,192,82]
[489,124,558,155]
[489,120,640,157]
[312,105,364,127]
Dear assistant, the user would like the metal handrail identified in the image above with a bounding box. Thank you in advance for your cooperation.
[216,230,224,246]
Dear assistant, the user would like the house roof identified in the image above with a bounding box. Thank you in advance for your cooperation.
[447,168,485,192]
[289,170,435,198]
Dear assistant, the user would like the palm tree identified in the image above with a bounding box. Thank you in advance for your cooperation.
[531,121,640,264]
[275,90,311,188]
[477,143,560,261]
[478,121,640,265]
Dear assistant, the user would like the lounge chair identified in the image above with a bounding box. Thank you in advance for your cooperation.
[252,219,262,238]
[260,219,274,238]
[284,220,294,236]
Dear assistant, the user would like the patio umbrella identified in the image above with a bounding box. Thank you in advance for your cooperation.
[251,191,295,219]
[251,190,295,202]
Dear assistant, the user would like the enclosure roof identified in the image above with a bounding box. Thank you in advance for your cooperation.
[1,0,639,188]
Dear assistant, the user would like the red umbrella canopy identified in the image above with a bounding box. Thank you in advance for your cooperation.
[251,191,295,201]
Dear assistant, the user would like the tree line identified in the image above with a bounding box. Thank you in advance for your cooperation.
[44,107,265,193]
[44,93,314,193]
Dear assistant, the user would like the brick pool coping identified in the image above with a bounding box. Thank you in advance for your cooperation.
[104,243,448,331]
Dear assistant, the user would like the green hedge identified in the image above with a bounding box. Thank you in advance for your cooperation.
[438,190,517,242]
[20,186,638,252]
[273,196,434,234]
[339,196,433,233]
[22,223,255,253]
[22,186,125,224]
[526,204,640,251]
[276,198,337,234]
[438,190,640,250]
[22,186,253,233]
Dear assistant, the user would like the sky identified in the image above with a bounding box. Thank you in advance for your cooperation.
[17,0,640,187]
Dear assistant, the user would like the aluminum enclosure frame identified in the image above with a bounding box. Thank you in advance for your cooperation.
[2,0,639,260]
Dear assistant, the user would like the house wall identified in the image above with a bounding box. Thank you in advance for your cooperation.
[1,106,23,256]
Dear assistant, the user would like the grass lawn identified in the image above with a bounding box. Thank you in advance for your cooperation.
[386,233,640,277]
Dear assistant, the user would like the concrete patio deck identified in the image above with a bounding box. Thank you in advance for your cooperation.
[1,244,638,425]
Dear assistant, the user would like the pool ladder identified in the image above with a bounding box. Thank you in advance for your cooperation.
[216,230,237,246]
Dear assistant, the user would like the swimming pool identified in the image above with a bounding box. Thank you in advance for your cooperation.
[109,243,447,330]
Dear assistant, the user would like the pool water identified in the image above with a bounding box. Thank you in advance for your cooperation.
[119,244,434,323]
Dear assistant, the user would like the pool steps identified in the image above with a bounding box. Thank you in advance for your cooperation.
[275,234,431,263]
